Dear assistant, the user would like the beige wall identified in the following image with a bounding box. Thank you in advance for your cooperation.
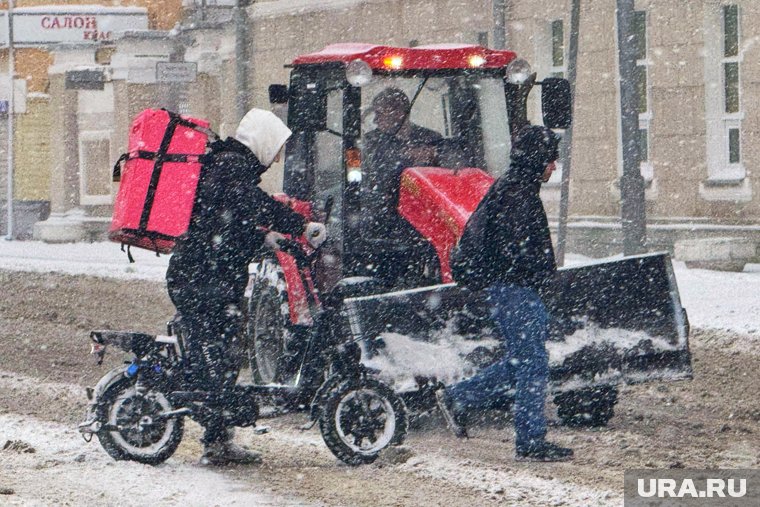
[15,95,50,200]
[16,0,760,242]
[511,0,760,224]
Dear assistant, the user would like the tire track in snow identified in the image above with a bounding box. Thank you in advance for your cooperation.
[245,420,621,506]
[1,371,617,506]
[0,413,317,507]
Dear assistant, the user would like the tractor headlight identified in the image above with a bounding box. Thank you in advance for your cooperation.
[346,59,373,87]
[505,58,533,85]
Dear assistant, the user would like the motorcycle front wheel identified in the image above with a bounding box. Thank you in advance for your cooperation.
[319,377,407,466]
[96,376,184,465]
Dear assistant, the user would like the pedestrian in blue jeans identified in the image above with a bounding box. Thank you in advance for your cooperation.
[439,125,573,462]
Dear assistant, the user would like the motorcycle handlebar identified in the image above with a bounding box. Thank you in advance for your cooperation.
[276,238,313,268]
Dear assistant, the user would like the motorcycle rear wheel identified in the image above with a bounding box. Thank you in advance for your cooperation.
[96,376,184,465]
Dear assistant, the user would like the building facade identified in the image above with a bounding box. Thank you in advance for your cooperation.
[510,0,760,255]
[0,0,183,239]
[0,0,757,259]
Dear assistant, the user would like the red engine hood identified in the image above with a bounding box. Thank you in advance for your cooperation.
[398,167,495,282]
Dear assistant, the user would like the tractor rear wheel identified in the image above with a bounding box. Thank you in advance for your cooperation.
[554,386,618,428]
[245,260,293,384]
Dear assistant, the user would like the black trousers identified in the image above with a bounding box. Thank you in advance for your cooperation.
[169,285,242,444]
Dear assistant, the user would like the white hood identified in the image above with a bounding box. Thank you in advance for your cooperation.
[234,108,292,167]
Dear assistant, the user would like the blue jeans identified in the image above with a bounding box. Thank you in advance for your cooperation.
[448,283,550,447]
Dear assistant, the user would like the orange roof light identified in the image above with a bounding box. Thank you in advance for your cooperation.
[345,148,361,169]
[383,55,404,69]
[468,55,486,67]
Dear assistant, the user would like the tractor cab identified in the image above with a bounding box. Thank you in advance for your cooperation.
[270,43,571,292]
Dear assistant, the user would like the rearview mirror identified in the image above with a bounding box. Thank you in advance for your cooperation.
[269,84,289,104]
[287,73,327,132]
[541,77,572,129]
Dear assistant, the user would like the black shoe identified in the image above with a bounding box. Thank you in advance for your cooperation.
[435,388,468,439]
[516,440,573,462]
[200,441,263,466]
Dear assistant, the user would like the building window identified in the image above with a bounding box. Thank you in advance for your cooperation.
[534,19,567,190]
[701,3,748,199]
[703,3,745,189]
[633,10,652,180]
[550,20,565,78]
[722,4,741,166]
[728,127,740,164]
[79,131,113,205]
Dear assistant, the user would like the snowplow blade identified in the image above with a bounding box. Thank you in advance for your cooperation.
[342,252,691,393]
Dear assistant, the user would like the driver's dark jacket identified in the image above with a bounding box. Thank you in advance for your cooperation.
[362,124,442,239]
[166,137,306,306]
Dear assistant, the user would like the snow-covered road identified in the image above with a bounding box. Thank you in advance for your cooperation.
[0,240,758,506]
[0,413,316,507]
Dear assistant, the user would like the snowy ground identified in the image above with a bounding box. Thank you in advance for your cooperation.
[0,240,758,506]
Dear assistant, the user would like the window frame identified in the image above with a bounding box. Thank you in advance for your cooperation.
[721,4,743,172]
[78,130,113,205]
[534,18,568,191]
[703,2,746,189]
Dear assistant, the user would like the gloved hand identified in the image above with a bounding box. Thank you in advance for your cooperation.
[304,222,327,248]
[264,231,286,250]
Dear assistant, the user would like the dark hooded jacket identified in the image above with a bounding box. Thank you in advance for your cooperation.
[451,126,559,295]
[363,124,442,239]
[166,137,305,305]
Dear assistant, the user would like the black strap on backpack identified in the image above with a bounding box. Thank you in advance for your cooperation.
[112,153,128,183]
[113,110,219,262]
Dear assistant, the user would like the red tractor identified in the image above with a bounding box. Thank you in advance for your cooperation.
[245,43,690,430]
[88,43,690,467]
[247,41,570,368]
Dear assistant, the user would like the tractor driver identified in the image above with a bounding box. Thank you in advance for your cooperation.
[360,87,442,287]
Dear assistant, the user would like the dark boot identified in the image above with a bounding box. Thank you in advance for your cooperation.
[200,430,262,466]
[435,388,468,439]
[200,440,263,466]
[516,440,573,462]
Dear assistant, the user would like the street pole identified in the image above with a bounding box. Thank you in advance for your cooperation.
[492,0,506,49]
[555,0,580,266]
[167,36,190,115]
[616,0,647,255]
[235,0,252,121]
[5,0,14,240]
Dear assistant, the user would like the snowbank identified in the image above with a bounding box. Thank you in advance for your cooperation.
[0,241,757,337]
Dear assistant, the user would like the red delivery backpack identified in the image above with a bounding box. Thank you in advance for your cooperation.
[109,109,218,258]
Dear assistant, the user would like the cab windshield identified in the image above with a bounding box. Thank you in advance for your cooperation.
[360,75,511,175]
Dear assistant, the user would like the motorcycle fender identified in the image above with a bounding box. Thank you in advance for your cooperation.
[85,366,129,418]
[310,374,345,421]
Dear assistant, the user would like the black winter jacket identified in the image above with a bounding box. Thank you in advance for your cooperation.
[453,163,556,295]
[363,124,442,239]
[166,137,306,305]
